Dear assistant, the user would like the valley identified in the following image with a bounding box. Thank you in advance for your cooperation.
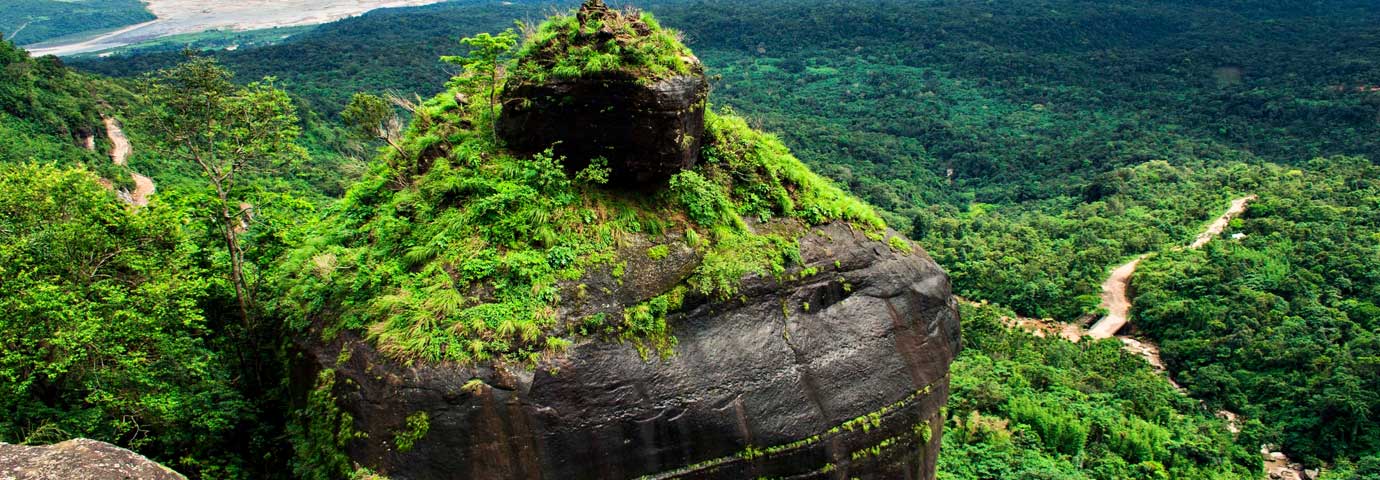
[1,0,1379,479]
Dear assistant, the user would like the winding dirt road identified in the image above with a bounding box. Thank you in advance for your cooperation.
[1086,195,1257,339]
[102,116,155,206]
[1191,195,1258,249]
[1086,255,1148,339]
[996,194,1306,476]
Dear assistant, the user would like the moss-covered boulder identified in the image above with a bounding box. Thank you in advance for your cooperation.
[497,0,708,188]
[278,3,959,479]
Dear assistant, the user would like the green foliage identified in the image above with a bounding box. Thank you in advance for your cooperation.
[574,156,610,185]
[0,38,124,167]
[442,28,518,142]
[646,244,670,260]
[939,302,1259,480]
[0,164,248,477]
[1008,396,1089,456]
[510,2,693,84]
[140,55,307,327]
[341,92,398,144]
[1133,157,1380,465]
[668,170,733,226]
[887,236,913,254]
[393,412,429,453]
[290,369,368,480]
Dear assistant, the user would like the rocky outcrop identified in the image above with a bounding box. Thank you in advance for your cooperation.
[0,439,185,480]
[498,72,708,189]
[496,1,709,188]
[301,221,960,479]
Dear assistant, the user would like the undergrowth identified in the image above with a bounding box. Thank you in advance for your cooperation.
[511,2,695,84]
[274,6,886,367]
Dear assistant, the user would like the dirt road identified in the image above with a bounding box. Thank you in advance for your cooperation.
[102,116,155,206]
[1086,255,1148,339]
[1190,195,1258,249]
[999,194,1303,476]
[1085,196,1256,339]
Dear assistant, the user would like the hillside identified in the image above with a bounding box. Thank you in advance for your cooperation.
[1,0,1378,478]
[73,0,1380,315]
[119,0,1377,475]
[275,4,960,477]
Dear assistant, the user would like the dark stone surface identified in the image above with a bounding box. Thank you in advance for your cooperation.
[0,439,185,480]
[302,221,960,479]
[496,70,709,189]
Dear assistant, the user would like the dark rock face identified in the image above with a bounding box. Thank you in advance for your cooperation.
[497,71,709,189]
[0,439,185,480]
[303,222,960,479]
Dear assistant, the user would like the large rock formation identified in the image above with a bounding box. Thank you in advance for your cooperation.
[288,3,961,478]
[497,72,707,188]
[0,439,185,480]
[497,1,709,188]
[301,221,960,479]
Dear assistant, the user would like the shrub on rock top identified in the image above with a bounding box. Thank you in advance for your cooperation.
[498,0,709,189]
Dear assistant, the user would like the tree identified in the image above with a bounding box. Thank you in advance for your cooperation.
[140,55,305,329]
[340,92,404,157]
[0,164,244,475]
[442,28,518,143]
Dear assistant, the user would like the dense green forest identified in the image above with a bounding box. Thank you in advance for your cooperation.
[0,0,152,45]
[1133,157,1380,469]
[941,302,1258,479]
[75,0,1380,319]
[0,38,337,478]
[2,0,1378,477]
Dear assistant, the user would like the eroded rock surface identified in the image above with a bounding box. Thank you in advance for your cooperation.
[0,439,185,480]
[302,222,961,479]
[496,1,709,188]
[498,72,708,189]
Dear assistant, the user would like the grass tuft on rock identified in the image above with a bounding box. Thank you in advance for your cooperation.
[511,0,696,84]
[275,8,886,367]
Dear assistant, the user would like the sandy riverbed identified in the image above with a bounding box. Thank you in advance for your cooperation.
[25,0,453,57]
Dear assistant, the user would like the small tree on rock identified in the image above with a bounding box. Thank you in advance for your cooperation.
[442,28,519,143]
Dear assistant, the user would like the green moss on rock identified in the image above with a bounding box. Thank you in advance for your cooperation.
[275,7,886,366]
[511,0,696,84]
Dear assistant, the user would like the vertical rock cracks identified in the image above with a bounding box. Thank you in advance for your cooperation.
[301,222,961,479]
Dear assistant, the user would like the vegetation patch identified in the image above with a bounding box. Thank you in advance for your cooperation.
[290,369,369,480]
[510,0,695,84]
[940,302,1260,479]
[277,12,884,366]
[393,412,430,453]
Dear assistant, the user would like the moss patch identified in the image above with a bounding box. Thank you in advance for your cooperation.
[276,8,885,366]
[511,0,695,84]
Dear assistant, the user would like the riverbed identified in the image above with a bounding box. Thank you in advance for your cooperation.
[24,0,452,57]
